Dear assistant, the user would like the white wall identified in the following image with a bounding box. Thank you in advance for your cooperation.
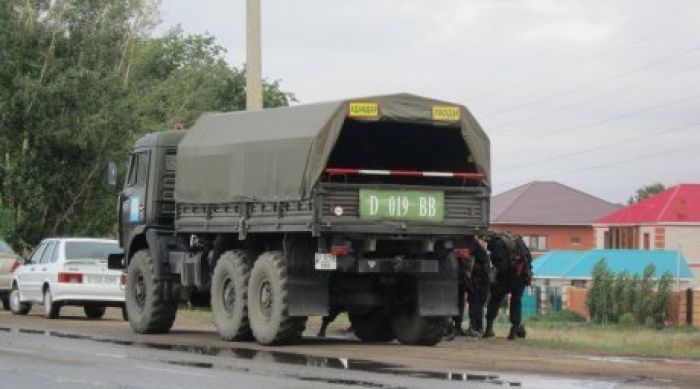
[664,225,700,286]
[594,227,607,248]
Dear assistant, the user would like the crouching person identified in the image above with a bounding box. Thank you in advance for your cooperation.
[483,233,533,340]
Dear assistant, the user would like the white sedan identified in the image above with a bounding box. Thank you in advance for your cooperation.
[9,238,127,320]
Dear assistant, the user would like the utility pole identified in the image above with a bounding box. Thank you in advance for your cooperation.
[246,0,263,111]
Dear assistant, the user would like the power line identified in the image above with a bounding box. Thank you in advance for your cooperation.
[482,44,700,119]
[498,122,700,171]
[497,142,700,188]
[470,13,700,101]
[489,61,700,131]
[495,94,700,149]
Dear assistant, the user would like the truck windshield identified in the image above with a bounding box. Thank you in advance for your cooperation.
[65,241,122,261]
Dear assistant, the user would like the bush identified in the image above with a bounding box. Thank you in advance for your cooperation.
[587,259,673,327]
[619,312,637,327]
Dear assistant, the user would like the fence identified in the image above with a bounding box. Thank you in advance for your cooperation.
[563,287,700,326]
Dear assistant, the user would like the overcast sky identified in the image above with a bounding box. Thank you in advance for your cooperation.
[160,0,700,203]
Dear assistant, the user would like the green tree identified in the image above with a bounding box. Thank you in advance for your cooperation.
[635,263,656,324]
[610,270,630,322]
[0,0,293,251]
[627,183,666,204]
[652,272,673,327]
[587,259,614,323]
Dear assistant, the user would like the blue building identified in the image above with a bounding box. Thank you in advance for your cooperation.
[534,249,695,289]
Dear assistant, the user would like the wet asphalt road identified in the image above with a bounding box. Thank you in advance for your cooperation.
[0,327,498,389]
[0,325,631,389]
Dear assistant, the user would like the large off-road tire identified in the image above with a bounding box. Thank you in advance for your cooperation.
[9,286,30,315]
[349,311,395,342]
[391,310,447,346]
[126,249,177,333]
[247,251,307,345]
[43,287,60,319]
[84,304,106,319]
[211,250,254,341]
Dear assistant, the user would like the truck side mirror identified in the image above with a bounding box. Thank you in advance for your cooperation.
[107,252,125,270]
[107,160,118,187]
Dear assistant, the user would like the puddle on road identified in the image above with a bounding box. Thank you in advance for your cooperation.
[1,326,521,386]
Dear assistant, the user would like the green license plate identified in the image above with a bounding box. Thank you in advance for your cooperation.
[359,189,444,221]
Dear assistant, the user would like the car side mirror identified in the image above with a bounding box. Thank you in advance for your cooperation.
[107,160,118,187]
[107,252,125,270]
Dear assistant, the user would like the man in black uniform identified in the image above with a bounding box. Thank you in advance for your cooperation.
[483,233,533,340]
[464,236,490,337]
[450,236,490,338]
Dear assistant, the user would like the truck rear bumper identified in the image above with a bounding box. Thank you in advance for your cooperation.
[339,258,439,273]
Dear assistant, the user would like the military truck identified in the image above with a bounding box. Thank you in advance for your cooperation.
[111,93,490,346]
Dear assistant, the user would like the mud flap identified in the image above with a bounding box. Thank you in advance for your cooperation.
[145,229,179,302]
[288,275,329,316]
[284,235,329,316]
[417,255,458,316]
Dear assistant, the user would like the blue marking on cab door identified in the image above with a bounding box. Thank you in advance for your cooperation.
[129,197,140,222]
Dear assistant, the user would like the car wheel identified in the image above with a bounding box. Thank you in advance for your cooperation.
[9,286,30,315]
[43,288,60,319]
[84,304,106,319]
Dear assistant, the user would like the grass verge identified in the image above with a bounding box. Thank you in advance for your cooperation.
[497,312,700,360]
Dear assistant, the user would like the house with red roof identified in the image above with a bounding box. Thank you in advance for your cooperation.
[595,184,700,285]
[491,181,621,257]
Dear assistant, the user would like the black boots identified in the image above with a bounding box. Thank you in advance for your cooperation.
[483,322,495,338]
[507,325,526,340]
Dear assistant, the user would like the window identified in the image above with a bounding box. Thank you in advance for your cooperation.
[50,242,60,263]
[126,152,149,187]
[522,235,547,251]
[29,243,47,263]
[164,151,177,171]
[0,239,17,256]
[65,241,122,261]
[39,241,56,264]
[571,236,581,246]
[136,153,149,186]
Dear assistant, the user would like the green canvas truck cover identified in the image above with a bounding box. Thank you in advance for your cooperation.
[175,93,490,203]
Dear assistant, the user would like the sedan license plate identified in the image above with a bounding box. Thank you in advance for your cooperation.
[87,275,118,284]
[314,253,337,270]
[359,189,444,221]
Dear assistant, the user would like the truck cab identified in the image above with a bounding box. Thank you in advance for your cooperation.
[119,131,183,260]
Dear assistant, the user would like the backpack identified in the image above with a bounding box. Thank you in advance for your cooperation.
[497,232,533,283]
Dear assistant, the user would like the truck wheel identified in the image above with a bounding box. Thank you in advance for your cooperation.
[126,249,177,333]
[391,310,447,346]
[84,305,106,319]
[247,251,307,345]
[211,250,254,341]
[9,286,30,315]
[43,287,60,319]
[349,311,395,342]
